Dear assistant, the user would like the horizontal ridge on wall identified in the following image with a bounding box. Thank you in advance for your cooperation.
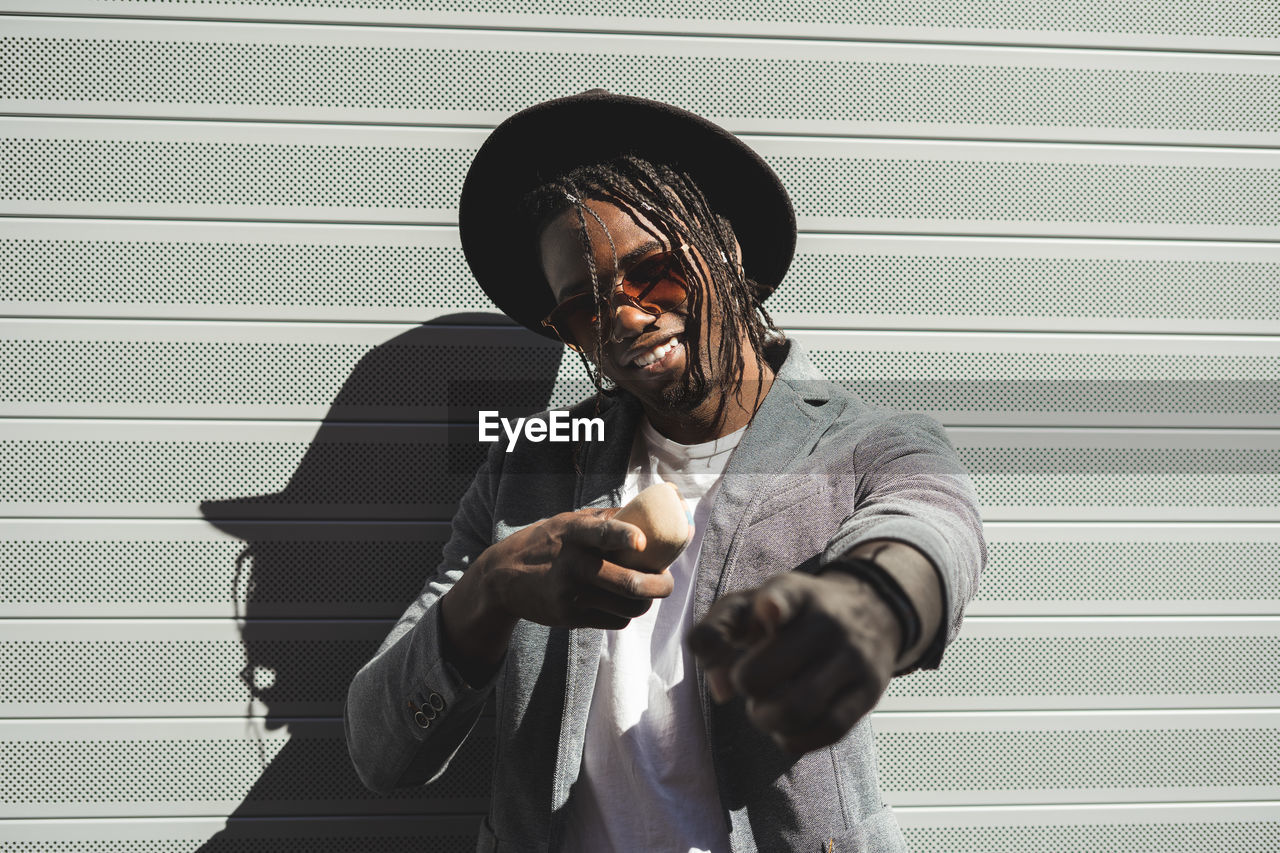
[4,221,1279,335]
[0,0,1275,52]
[3,421,1278,520]
[0,713,1274,815]
[5,321,1279,426]
[0,617,1275,715]
[4,18,1278,146]
[4,520,1275,618]
[4,119,1278,239]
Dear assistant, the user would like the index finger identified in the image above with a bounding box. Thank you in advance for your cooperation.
[590,559,674,601]
[560,512,647,554]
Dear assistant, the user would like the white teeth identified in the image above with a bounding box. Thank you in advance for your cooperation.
[632,338,679,367]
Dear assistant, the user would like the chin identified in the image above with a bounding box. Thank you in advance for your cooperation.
[657,373,711,414]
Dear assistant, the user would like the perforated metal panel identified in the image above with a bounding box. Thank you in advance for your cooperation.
[3,714,1273,815]
[2,618,1273,715]
[5,807,1278,852]
[871,710,1280,805]
[768,235,1280,335]
[8,222,1277,335]
[952,428,1280,521]
[6,422,1275,520]
[0,320,583,420]
[6,521,1276,618]
[881,617,1280,710]
[0,220,505,323]
[0,719,495,817]
[4,19,1277,145]
[0,620,389,717]
[0,421,486,519]
[0,520,451,618]
[6,120,1277,239]
[750,137,1280,239]
[7,321,1277,427]
[0,119,478,223]
[2,0,1275,52]
[800,331,1279,427]
[974,524,1280,616]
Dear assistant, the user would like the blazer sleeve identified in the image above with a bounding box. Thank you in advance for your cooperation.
[344,440,506,793]
[821,411,987,671]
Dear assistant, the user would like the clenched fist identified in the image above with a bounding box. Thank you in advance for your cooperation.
[687,570,901,755]
[478,507,675,630]
[439,507,675,686]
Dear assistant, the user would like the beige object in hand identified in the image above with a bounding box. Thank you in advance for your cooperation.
[610,481,694,572]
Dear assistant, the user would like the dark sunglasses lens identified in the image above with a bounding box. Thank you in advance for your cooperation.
[622,252,689,312]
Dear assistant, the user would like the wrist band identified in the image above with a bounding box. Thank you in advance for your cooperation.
[819,555,923,664]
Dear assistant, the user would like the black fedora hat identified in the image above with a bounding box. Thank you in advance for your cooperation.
[458,90,797,341]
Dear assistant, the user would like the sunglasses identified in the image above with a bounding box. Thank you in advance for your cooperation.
[542,243,693,353]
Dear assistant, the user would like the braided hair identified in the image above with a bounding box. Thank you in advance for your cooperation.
[524,154,784,417]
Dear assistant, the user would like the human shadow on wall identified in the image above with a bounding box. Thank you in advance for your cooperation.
[196,314,565,850]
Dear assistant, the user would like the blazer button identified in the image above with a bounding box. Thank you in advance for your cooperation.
[428,692,446,711]
[414,709,432,728]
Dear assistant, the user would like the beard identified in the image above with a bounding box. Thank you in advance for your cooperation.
[653,335,748,418]
[657,368,711,413]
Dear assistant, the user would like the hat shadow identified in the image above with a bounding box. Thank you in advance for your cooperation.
[195,314,564,846]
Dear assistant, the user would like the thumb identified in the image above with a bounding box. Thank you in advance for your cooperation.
[687,593,754,665]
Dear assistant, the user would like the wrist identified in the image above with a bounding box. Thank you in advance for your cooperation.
[818,570,903,653]
[440,552,518,688]
[843,540,945,673]
[471,549,514,626]
[820,555,922,672]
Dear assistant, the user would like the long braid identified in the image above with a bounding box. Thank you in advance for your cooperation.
[564,178,619,386]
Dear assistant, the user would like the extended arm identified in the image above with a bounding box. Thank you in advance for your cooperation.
[823,410,986,670]
[689,411,985,753]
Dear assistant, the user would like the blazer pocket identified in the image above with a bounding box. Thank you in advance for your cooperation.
[745,474,833,527]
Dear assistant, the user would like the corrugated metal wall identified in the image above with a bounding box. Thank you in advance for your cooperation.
[2,2,1277,849]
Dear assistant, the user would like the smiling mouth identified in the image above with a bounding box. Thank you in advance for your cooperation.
[626,335,685,370]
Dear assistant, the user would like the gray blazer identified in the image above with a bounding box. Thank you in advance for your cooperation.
[345,340,986,852]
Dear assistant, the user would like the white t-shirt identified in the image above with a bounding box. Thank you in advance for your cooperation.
[561,417,744,853]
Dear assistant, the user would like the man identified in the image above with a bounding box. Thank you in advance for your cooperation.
[345,91,985,852]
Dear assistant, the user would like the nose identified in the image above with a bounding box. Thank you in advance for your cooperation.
[609,300,659,342]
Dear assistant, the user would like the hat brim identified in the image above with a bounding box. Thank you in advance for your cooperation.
[458,91,796,341]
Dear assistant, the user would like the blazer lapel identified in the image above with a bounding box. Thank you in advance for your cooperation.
[691,346,843,625]
[574,392,643,510]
